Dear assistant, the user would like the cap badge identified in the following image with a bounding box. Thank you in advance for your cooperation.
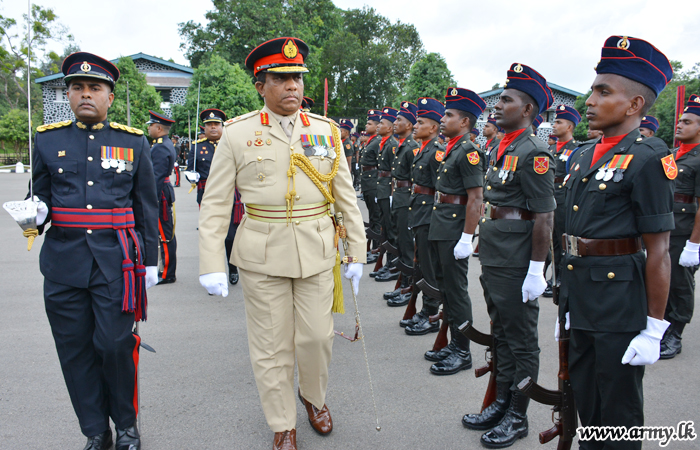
[210,112,215,118]
[421,99,427,105]
[403,102,408,107]
[450,88,458,96]
[369,110,374,114]
[617,37,630,50]
[694,97,700,103]
[643,116,647,120]
[283,39,298,60]
[81,61,91,72]
[560,105,566,111]
[383,109,388,113]
[514,64,523,73]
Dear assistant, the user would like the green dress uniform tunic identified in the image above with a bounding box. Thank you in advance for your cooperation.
[360,135,381,234]
[561,130,674,449]
[376,136,398,242]
[480,131,555,391]
[392,137,418,266]
[551,139,579,281]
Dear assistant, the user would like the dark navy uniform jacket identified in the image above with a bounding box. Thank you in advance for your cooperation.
[360,135,380,192]
[672,143,700,236]
[151,136,176,206]
[376,136,398,199]
[408,137,442,228]
[32,119,159,288]
[391,137,418,209]
[187,138,218,180]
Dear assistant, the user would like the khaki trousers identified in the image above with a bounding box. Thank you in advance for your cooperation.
[239,267,334,432]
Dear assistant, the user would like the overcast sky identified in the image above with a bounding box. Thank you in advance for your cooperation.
[2,0,699,95]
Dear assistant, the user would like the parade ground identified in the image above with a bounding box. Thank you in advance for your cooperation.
[1,172,698,450]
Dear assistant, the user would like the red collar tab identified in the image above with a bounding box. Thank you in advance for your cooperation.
[260,112,269,126]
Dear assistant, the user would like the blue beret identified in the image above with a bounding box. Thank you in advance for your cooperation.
[596,35,673,97]
[683,95,700,117]
[470,128,479,137]
[640,115,659,132]
[367,109,382,123]
[146,110,175,126]
[444,87,486,119]
[200,108,227,123]
[555,105,581,126]
[398,101,418,124]
[339,119,353,132]
[381,107,398,123]
[62,52,120,89]
[533,115,544,129]
[503,63,554,115]
[416,97,445,124]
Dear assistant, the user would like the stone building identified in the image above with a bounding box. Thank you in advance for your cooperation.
[35,53,193,124]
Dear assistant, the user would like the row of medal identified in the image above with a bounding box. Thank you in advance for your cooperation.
[101,158,134,172]
[595,164,625,182]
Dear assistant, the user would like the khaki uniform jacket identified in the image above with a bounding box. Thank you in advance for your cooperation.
[199,106,366,279]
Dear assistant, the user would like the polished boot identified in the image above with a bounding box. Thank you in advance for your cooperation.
[83,430,112,450]
[660,320,686,359]
[424,339,455,362]
[384,288,402,300]
[366,252,378,264]
[462,382,512,430]
[273,429,297,450]
[480,392,529,448]
[405,314,440,335]
[430,341,472,375]
[400,310,424,328]
[370,265,389,278]
[387,292,410,306]
[115,424,140,450]
[375,267,399,282]
[229,265,239,285]
[298,389,333,435]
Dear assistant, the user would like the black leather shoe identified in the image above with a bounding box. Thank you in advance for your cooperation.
[400,311,424,328]
[370,266,389,278]
[542,279,553,298]
[384,288,402,300]
[375,270,399,282]
[462,382,512,430]
[116,424,141,450]
[83,430,112,450]
[660,320,685,360]
[229,272,239,285]
[387,292,410,306]
[157,277,176,285]
[366,253,378,264]
[430,346,472,375]
[405,316,440,335]
[424,340,455,362]
[480,392,529,448]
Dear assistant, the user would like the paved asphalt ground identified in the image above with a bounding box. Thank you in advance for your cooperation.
[1,172,698,450]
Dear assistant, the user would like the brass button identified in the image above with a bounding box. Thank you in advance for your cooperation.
[419,165,423,169]
[433,206,436,210]
[486,185,492,190]
[412,164,415,167]
[87,229,92,234]
[452,214,457,218]
[502,180,506,184]
[116,169,122,173]
[573,205,579,211]
[680,169,684,172]
[86,204,93,210]
[558,184,563,188]
[257,156,262,161]
[493,167,497,172]
[89,135,94,140]
[422,201,426,205]
[582,178,588,183]
[484,175,488,179]
[682,208,686,212]
[320,156,325,160]
[607,272,615,279]
[408,207,412,210]
[290,146,294,151]
[599,183,606,190]
[444,169,447,173]
[442,161,445,165]
[88,156,93,162]
[567,264,573,271]
[58,168,63,173]
[295,220,300,225]
[87,181,94,186]
[481,218,486,223]
[295,195,300,200]
[485,201,490,205]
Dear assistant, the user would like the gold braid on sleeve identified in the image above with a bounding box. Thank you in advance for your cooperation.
[285,122,342,223]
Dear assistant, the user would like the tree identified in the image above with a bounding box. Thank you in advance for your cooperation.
[170,53,262,137]
[109,57,163,132]
[0,108,31,162]
[573,90,591,142]
[649,61,700,147]
[405,53,455,102]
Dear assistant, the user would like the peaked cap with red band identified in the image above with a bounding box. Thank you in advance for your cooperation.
[503,63,554,115]
[200,108,227,123]
[444,87,486,119]
[62,52,120,89]
[146,110,175,125]
[245,37,310,76]
[595,35,673,97]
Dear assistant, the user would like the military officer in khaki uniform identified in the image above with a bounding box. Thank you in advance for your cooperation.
[197,37,365,450]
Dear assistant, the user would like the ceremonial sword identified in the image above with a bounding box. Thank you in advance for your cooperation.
[187,82,201,194]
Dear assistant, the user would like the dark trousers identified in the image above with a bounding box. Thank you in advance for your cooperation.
[668,235,697,323]
[430,239,473,348]
[158,202,177,282]
[569,329,644,450]
[413,225,439,313]
[550,202,565,281]
[480,266,540,390]
[377,197,395,243]
[363,189,381,235]
[226,222,239,274]
[197,187,205,205]
[44,262,139,437]
[393,206,412,267]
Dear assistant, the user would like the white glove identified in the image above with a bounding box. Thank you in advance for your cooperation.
[554,312,570,341]
[185,171,200,183]
[32,196,49,226]
[453,233,473,260]
[679,240,700,267]
[522,260,546,302]
[355,164,359,170]
[145,266,159,289]
[343,262,363,296]
[621,316,670,366]
[199,272,229,297]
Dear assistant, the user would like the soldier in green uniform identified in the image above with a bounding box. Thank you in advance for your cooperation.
[340,119,355,173]
[558,36,675,450]
[360,110,382,252]
[403,98,445,336]
[462,63,555,448]
[482,114,502,165]
[424,88,485,375]
[639,115,659,138]
[386,102,419,304]
[661,95,700,359]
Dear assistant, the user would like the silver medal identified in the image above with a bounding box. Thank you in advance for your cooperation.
[613,170,624,183]
[604,169,614,182]
[101,159,110,169]
[110,159,118,168]
[595,168,605,180]
[118,160,126,171]
[126,161,133,172]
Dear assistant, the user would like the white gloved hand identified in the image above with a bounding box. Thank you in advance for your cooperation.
[453,233,473,260]
[185,171,200,183]
[199,272,229,297]
[621,316,670,366]
[554,311,570,341]
[522,260,547,302]
[355,164,359,170]
[31,195,49,226]
[344,262,363,296]
[679,240,700,267]
[145,266,159,289]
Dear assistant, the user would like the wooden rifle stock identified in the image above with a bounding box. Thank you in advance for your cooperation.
[459,321,498,412]
[431,310,449,351]
[401,241,421,321]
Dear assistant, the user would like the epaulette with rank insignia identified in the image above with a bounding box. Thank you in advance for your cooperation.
[196,137,207,144]
[110,122,144,136]
[225,110,259,127]
[37,120,72,133]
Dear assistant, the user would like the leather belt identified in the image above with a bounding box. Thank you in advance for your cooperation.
[674,193,695,204]
[563,234,642,257]
[393,179,412,188]
[362,165,377,171]
[411,184,435,196]
[378,170,392,178]
[554,177,565,183]
[245,201,330,223]
[434,191,468,205]
[489,205,534,221]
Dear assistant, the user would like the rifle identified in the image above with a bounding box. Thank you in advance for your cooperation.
[401,241,421,322]
[459,321,498,412]
[417,279,448,351]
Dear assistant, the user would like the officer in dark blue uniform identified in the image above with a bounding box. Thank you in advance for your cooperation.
[146,110,177,284]
[639,115,659,138]
[29,52,158,450]
[186,108,226,205]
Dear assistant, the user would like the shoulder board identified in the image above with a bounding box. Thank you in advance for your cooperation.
[196,137,208,144]
[110,122,144,136]
[37,120,72,133]
[224,110,259,127]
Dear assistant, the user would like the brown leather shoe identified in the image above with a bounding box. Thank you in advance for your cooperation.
[273,429,296,450]
[298,389,333,435]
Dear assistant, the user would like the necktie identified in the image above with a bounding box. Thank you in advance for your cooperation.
[281,117,293,139]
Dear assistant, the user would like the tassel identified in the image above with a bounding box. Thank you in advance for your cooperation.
[332,250,345,314]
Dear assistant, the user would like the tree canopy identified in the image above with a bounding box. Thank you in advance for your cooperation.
[404,53,456,103]
[109,57,163,132]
